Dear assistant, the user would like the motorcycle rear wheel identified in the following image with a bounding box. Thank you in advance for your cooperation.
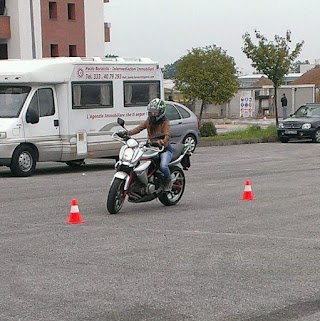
[107,178,125,214]
[159,166,185,206]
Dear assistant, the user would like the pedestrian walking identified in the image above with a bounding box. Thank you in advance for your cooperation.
[281,93,288,119]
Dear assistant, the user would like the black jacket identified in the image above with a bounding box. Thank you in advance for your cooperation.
[281,96,288,107]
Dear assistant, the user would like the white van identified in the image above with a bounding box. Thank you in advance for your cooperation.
[0,57,164,176]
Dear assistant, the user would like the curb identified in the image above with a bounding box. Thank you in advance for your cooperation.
[198,137,279,147]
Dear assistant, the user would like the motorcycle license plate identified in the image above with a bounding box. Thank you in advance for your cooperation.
[285,130,297,134]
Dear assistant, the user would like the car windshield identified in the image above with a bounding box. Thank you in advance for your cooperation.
[293,105,320,118]
[0,86,31,118]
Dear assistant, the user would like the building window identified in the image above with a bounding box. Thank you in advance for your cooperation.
[49,2,57,19]
[69,45,77,57]
[50,44,59,57]
[0,43,8,59]
[67,3,75,20]
[0,0,5,15]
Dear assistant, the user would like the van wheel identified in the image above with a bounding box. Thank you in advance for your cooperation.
[65,159,85,167]
[10,145,37,177]
[183,134,197,153]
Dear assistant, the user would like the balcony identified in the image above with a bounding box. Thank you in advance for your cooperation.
[0,15,10,39]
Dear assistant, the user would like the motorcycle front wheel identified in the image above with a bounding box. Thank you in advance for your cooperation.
[159,166,185,206]
[107,178,126,214]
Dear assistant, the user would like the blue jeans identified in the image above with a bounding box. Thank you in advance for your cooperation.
[160,150,172,181]
[282,106,287,119]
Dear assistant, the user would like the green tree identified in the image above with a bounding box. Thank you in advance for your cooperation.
[163,61,178,79]
[242,30,304,126]
[175,45,239,122]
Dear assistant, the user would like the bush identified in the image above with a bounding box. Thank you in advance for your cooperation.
[200,122,217,137]
[248,124,262,132]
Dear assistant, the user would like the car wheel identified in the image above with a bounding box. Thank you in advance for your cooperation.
[312,129,320,143]
[10,145,37,177]
[183,134,197,153]
[280,137,289,143]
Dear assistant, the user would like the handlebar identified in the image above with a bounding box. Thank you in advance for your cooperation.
[112,132,129,144]
[112,132,165,152]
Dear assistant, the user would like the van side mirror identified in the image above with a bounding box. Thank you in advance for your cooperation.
[26,108,39,124]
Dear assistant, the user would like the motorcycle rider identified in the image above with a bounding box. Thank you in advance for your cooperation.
[119,98,173,191]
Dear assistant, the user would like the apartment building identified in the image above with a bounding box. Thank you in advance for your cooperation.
[0,0,111,59]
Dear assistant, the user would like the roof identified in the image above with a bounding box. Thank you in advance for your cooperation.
[0,58,75,83]
[251,76,274,87]
[163,79,175,90]
[238,73,302,79]
[290,67,320,86]
[0,57,159,84]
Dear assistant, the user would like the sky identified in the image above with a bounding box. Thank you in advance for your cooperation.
[104,0,320,75]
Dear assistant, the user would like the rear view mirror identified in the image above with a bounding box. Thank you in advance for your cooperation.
[26,108,39,124]
[117,118,125,128]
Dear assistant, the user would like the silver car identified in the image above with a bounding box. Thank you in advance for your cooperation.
[165,101,200,153]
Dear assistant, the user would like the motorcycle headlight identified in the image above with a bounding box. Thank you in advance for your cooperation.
[122,148,134,162]
[278,122,284,129]
[302,123,311,129]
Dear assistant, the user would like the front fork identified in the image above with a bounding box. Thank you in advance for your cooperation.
[110,171,133,196]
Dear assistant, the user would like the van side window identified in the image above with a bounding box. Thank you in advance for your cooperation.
[29,88,55,117]
[72,82,113,109]
[124,81,160,107]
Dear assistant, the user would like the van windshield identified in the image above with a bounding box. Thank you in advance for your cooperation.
[0,86,31,118]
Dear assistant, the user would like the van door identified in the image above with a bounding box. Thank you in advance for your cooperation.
[23,87,62,161]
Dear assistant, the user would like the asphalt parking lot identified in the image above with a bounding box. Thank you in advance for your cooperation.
[2,142,320,321]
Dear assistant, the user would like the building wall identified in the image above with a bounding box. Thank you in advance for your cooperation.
[41,0,86,57]
[239,73,303,87]
[0,16,11,39]
[4,0,107,59]
[84,0,105,57]
[33,0,43,58]
[195,86,315,119]
[6,0,33,59]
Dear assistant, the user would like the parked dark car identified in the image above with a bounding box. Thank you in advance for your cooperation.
[277,103,320,143]
[165,101,200,152]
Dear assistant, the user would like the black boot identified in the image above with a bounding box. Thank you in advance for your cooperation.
[163,179,173,192]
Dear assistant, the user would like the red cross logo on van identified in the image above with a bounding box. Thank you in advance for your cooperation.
[77,68,84,78]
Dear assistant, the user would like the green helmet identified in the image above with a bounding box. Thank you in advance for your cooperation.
[147,98,166,123]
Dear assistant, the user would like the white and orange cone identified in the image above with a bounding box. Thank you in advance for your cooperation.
[66,198,85,224]
[241,180,255,201]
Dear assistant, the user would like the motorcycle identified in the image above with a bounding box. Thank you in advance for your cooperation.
[106,118,191,214]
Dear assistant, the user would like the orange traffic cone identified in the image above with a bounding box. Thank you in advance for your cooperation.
[241,180,255,200]
[66,198,85,224]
